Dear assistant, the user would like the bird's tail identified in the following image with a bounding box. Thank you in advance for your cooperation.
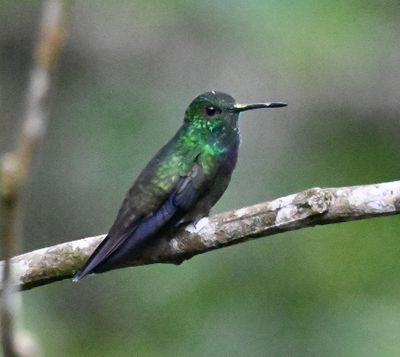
[73,193,182,282]
[72,235,114,282]
[72,229,143,282]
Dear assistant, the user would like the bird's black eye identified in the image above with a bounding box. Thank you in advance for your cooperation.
[205,106,220,116]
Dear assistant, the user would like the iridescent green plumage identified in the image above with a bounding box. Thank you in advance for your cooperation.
[73,91,286,281]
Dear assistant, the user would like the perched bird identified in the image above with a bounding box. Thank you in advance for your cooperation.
[73,91,286,281]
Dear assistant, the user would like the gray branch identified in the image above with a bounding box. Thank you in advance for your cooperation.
[1,180,399,292]
[0,1,68,356]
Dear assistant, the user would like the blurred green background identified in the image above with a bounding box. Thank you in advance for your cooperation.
[1,1,400,356]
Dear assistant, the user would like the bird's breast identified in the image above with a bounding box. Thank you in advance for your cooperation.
[222,145,239,171]
[199,138,239,176]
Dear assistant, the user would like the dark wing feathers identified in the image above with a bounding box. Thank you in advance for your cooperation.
[174,162,205,210]
[72,230,133,282]
[93,193,182,272]
[73,161,207,281]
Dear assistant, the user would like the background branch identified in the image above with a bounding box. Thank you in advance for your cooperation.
[0,1,68,356]
[1,180,399,292]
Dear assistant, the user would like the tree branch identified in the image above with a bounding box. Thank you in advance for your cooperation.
[1,180,399,292]
[0,1,68,355]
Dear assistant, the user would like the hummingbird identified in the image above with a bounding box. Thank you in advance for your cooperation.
[73,91,286,281]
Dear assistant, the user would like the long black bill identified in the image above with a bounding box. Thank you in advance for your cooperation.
[233,102,287,112]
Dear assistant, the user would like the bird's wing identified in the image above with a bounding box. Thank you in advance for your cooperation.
[73,150,210,281]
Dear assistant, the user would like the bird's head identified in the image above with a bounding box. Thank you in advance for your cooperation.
[184,91,286,133]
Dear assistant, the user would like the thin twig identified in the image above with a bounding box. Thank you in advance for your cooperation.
[1,180,399,292]
[0,1,68,356]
